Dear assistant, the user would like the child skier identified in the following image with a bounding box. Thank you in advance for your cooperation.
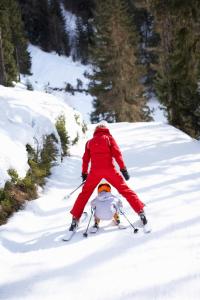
[90,182,126,233]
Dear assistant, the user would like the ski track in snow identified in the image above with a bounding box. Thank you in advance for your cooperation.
[0,122,200,300]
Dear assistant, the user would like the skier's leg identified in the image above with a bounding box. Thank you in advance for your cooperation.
[94,216,100,225]
[70,172,101,220]
[105,169,144,214]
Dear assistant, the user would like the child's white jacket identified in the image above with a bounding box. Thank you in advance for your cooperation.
[91,191,122,220]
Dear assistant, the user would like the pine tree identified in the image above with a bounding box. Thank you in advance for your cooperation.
[127,0,159,92]
[8,0,31,75]
[49,0,70,56]
[18,0,70,56]
[0,0,31,85]
[17,0,52,52]
[74,16,91,64]
[0,2,17,85]
[148,0,200,138]
[88,0,149,123]
[0,28,6,85]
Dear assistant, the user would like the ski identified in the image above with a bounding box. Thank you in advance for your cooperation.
[62,212,88,242]
[143,223,152,234]
[62,229,76,241]
[89,225,99,234]
[136,219,151,234]
[88,222,127,235]
[118,223,127,230]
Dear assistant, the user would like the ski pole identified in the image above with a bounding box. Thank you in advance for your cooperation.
[119,208,139,234]
[63,181,85,200]
[83,208,94,238]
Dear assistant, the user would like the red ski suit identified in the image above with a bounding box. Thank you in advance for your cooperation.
[70,127,144,219]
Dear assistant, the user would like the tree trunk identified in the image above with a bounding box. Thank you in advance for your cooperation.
[0,28,6,85]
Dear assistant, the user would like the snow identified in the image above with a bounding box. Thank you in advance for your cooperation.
[61,8,77,52]
[25,45,89,90]
[0,121,200,300]
[21,45,93,123]
[0,45,200,300]
[0,84,84,187]
[148,94,168,123]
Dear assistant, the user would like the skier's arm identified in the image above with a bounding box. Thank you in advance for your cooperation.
[118,199,123,208]
[116,198,124,213]
[82,141,90,174]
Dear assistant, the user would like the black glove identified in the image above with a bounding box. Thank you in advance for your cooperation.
[81,173,88,182]
[120,168,130,181]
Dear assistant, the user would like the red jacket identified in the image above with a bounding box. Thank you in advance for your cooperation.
[82,127,126,173]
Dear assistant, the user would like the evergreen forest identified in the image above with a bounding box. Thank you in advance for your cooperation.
[0,0,200,138]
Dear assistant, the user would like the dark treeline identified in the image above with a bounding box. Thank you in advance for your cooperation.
[62,0,95,63]
[17,0,70,56]
[0,0,200,138]
[87,0,200,138]
[0,0,31,85]
[146,0,200,138]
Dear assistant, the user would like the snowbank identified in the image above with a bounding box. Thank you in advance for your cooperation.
[0,122,200,300]
[0,85,84,188]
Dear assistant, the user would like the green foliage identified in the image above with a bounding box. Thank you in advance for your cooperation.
[76,79,83,90]
[81,120,88,134]
[26,133,59,186]
[74,16,91,64]
[0,6,17,85]
[18,173,37,199]
[72,132,79,145]
[55,115,70,156]
[0,183,22,225]
[0,0,31,86]
[65,83,74,94]
[8,0,31,75]
[40,134,58,173]
[0,188,9,203]
[149,0,200,138]
[0,133,60,225]
[49,0,70,56]
[17,0,70,56]
[88,0,149,123]
[74,113,81,126]
[8,168,20,184]
[1,198,15,214]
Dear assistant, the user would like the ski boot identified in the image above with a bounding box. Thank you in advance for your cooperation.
[90,222,99,234]
[139,211,151,233]
[69,217,79,231]
[113,213,127,229]
[62,217,79,241]
[139,212,148,226]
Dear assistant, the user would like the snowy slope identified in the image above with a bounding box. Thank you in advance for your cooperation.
[0,84,84,187]
[21,45,93,122]
[0,122,200,300]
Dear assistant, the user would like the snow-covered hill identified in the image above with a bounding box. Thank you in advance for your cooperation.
[22,45,93,122]
[0,122,200,300]
[0,84,85,187]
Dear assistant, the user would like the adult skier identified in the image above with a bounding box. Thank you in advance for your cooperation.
[68,123,148,232]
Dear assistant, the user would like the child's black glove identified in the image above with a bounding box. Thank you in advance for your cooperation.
[82,173,88,182]
[120,168,130,181]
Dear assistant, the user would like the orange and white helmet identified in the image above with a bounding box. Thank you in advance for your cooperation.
[97,182,111,193]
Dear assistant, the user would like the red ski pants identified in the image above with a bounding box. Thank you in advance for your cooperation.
[70,167,144,219]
